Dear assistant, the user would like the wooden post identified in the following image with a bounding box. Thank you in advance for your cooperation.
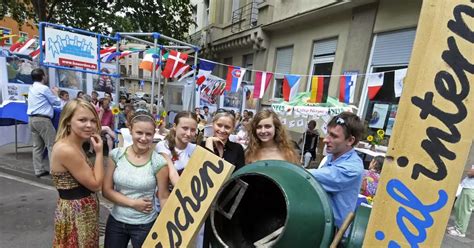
[363,0,473,247]
[142,146,235,248]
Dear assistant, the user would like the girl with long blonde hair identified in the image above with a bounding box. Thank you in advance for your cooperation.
[50,99,104,247]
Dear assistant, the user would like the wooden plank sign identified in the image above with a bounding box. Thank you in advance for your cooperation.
[363,0,473,247]
[142,146,235,248]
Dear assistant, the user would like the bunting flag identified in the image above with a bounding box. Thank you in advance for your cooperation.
[178,69,196,81]
[366,72,385,100]
[139,48,161,72]
[29,41,45,59]
[173,64,191,79]
[225,66,246,92]
[283,74,301,102]
[15,38,36,54]
[161,50,188,78]
[253,71,273,99]
[338,73,358,104]
[9,37,26,52]
[309,76,330,103]
[394,68,407,97]
[196,60,216,85]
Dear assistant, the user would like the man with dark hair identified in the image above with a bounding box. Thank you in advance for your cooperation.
[308,112,365,229]
[59,90,69,109]
[27,68,61,177]
[202,106,212,124]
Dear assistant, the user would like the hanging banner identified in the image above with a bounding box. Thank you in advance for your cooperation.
[44,26,98,69]
[364,0,474,247]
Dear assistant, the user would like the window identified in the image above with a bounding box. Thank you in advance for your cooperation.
[359,29,416,136]
[192,5,198,25]
[139,69,143,78]
[242,53,253,82]
[273,46,293,98]
[20,32,28,40]
[0,27,12,45]
[306,38,337,90]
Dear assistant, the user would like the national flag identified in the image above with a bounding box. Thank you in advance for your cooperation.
[173,64,191,79]
[253,71,273,99]
[196,60,216,85]
[29,41,45,59]
[282,74,301,102]
[308,76,329,103]
[161,50,188,78]
[394,68,407,97]
[9,37,26,52]
[139,48,161,72]
[178,69,196,81]
[367,72,385,100]
[225,66,246,92]
[338,74,358,104]
[100,47,116,55]
[101,52,119,62]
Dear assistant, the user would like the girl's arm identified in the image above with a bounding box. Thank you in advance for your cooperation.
[157,166,171,208]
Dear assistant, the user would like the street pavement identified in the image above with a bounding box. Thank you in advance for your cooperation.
[0,143,472,247]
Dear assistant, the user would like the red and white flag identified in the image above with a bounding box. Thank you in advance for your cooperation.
[253,71,273,99]
[366,72,384,100]
[29,41,45,59]
[173,64,191,79]
[161,50,188,78]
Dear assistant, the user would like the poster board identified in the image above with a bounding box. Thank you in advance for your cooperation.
[363,0,474,247]
[142,146,235,248]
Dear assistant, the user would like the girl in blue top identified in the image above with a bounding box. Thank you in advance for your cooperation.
[103,111,170,248]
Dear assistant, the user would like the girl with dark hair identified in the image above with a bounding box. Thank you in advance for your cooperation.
[245,109,299,164]
[360,155,385,198]
[102,111,170,248]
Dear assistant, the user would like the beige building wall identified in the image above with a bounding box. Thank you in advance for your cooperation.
[272,0,339,23]
[374,0,422,33]
[262,9,352,103]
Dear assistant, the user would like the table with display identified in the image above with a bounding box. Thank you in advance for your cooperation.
[0,101,61,158]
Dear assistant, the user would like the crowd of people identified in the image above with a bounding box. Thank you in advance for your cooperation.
[25,68,472,247]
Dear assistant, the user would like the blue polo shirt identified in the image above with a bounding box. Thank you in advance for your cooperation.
[309,149,364,228]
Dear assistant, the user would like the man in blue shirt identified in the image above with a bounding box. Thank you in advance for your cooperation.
[308,112,365,229]
[26,68,61,177]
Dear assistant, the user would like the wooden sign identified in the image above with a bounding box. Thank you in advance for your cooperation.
[142,146,235,248]
[363,0,473,247]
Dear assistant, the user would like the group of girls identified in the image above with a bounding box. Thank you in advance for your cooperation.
[50,98,299,248]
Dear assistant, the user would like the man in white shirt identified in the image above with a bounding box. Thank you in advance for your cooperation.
[447,165,474,237]
[26,68,61,177]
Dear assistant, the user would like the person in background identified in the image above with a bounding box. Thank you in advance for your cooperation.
[50,99,104,247]
[245,109,299,164]
[360,156,385,198]
[235,117,251,149]
[195,107,205,124]
[91,90,99,109]
[104,92,113,102]
[308,112,365,229]
[447,165,474,238]
[203,109,245,171]
[76,91,84,99]
[27,68,61,177]
[118,104,134,129]
[202,106,212,124]
[118,95,127,111]
[234,112,242,131]
[103,111,170,248]
[99,98,115,152]
[299,120,319,168]
[59,90,70,109]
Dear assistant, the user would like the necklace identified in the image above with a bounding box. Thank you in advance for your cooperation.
[131,145,149,158]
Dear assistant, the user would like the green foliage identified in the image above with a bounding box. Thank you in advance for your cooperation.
[0,0,193,41]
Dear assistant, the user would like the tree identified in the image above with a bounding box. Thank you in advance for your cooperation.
[0,0,194,41]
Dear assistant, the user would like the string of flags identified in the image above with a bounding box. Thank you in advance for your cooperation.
[0,34,407,103]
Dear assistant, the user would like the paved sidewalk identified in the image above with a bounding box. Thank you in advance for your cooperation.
[0,143,472,247]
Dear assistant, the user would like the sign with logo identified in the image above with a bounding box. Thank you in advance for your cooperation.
[364,0,474,247]
[44,27,98,69]
[142,146,235,248]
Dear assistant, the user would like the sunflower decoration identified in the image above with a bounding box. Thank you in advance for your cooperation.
[367,129,385,146]
[156,119,163,127]
[111,106,121,115]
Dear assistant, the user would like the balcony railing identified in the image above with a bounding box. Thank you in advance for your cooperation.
[231,1,259,33]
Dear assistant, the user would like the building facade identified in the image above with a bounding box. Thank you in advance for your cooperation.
[0,17,38,45]
[192,0,422,122]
